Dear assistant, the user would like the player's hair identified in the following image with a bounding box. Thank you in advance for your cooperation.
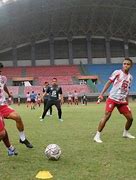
[53,77,57,81]
[0,62,4,68]
[123,57,133,65]
[44,81,48,84]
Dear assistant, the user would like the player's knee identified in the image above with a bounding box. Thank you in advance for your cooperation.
[11,112,22,122]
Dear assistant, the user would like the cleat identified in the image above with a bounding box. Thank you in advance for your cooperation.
[20,139,33,148]
[94,136,103,143]
[123,132,135,139]
[8,147,18,156]
[40,118,44,121]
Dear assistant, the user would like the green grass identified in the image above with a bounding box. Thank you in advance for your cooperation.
[0,102,136,180]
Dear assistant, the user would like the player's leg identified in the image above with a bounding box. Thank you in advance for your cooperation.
[50,106,52,116]
[41,101,53,120]
[118,104,135,139]
[94,98,115,143]
[55,100,62,121]
[2,129,18,156]
[71,99,73,105]
[94,111,112,143]
[0,117,18,156]
[6,110,33,148]
[123,113,135,138]
[39,99,47,118]
[43,99,51,116]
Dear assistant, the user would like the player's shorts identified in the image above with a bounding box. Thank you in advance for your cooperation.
[105,98,131,114]
[31,99,35,103]
[0,105,15,118]
[0,115,5,132]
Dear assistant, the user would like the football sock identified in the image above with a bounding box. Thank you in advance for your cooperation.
[96,131,101,137]
[19,131,26,141]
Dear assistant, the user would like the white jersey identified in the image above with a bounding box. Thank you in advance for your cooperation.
[0,75,7,105]
[26,94,31,102]
[74,93,78,100]
[68,94,73,100]
[109,69,132,102]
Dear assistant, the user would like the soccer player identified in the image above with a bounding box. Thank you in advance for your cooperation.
[0,63,33,148]
[37,93,42,107]
[67,92,73,105]
[74,90,79,105]
[0,114,18,156]
[41,78,63,121]
[42,82,52,116]
[82,94,88,105]
[30,91,36,109]
[26,92,31,108]
[94,58,135,143]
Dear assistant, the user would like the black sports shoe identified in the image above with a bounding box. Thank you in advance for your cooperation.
[20,139,33,148]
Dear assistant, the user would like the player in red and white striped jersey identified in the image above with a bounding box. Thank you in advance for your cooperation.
[94,58,135,143]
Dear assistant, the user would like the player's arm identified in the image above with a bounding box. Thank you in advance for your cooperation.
[43,92,47,98]
[98,80,112,101]
[126,95,129,103]
[43,86,49,98]
[60,94,64,104]
[59,87,64,104]
[4,84,13,98]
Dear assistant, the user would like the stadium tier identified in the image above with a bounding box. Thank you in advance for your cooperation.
[2,67,22,77]
[25,65,80,76]
[38,76,73,85]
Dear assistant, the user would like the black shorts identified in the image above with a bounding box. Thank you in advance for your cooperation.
[46,100,61,110]
[31,99,35,103]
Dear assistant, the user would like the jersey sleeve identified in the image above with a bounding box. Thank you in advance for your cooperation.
[109,70,120,82]
[43,88,45,93]
[46,86,50,93]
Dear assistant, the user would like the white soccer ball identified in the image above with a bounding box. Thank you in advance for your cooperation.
[45,144,61,160]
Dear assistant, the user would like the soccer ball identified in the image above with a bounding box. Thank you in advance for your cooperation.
[45,144,61,160]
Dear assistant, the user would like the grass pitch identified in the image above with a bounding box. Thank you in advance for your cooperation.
[0,102,136,180]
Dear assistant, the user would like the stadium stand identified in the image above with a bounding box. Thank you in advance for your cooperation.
[2,67,22,77]
[25,65,80,76]
[38,76,73,85]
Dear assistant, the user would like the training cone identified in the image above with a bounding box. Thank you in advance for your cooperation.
[36,171,53,179]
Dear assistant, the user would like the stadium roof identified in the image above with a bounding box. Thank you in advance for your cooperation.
[0,0,136,50]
